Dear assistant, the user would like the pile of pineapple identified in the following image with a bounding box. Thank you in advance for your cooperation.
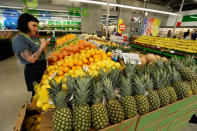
[46,55,197,131]
[134,36,197,53]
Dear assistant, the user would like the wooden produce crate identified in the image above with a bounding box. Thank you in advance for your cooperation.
[40,109,139,131]
[135,94,197,131]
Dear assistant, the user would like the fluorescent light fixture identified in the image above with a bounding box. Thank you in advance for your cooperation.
[0,5,22,9]
[68,0,178,16]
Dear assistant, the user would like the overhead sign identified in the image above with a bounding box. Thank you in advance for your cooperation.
[142,18,161,36]
[119,23,126,31]
[182,14,197,22]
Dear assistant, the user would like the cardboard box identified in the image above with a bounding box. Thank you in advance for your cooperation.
[13,102,40,131]
[13,103,28,131]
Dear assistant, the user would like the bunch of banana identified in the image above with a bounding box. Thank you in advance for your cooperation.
[24,114,41,131]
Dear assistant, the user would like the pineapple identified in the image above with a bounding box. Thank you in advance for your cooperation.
[92,82,109,129]
[152,69,170,107]
[47,79,73,131]
[134,75,150,115]
[119,75,137,118]
[71,76,92,131]
[164,67,177,104]
[186,81,197,95]
[103,77,125,124]
[170,57,196,81]
[144,74,160,111]
[170,66,193,100]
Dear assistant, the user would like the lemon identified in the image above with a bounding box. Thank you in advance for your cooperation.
[36,100,43,108]
[42,104,50,111]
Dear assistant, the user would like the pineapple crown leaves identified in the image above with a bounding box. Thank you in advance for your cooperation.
[47,79,71,109]
[133,75,147,95]
[92,82,104,103]
[103,77,116,101]
[144,74,154,90]
[152,69,167,89]
[125,63,137,79]
[154,60,164,69]
[182,55,196,67]
[170,56,184,68]
[72,76,92,106]
[48,79,63,94]
[119,75,133,97]
[107,68,121,88]
[182,55,197,73]
[66,76,77,93]
[137,63,154,76]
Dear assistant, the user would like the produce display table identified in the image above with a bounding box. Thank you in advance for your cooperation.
[0,38,14,60]
[14,94,197,131]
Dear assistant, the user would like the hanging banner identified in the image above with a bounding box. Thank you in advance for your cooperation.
[142,18,161,36]
[118,19,123,34]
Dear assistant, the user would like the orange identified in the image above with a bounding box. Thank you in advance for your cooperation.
[107,52,112,57]
[77,66,82,70]
[94,58,99,63]
[58,70,64,76]
[63,67,69,73]
[86,53,91,58]
[72,66,77,71]
[73,60,78,66]
[78,61,83,66]
[89,58,94,63]
[82,58,88,64]
[63,63,68,67]
[68,62,74,68]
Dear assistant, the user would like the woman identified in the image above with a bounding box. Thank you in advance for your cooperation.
[167,30,171,37]
[12,13,49,97]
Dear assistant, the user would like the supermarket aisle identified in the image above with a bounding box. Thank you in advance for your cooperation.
[0,56,31,131]
[0,56,197,131]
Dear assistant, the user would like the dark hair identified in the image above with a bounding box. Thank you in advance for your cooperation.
[17,13,39,33]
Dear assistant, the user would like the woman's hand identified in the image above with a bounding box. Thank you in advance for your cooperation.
[40,38,47,49]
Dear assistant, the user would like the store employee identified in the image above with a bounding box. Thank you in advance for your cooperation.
[12,13,49,97]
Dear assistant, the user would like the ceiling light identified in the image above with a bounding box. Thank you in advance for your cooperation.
[68,0,178,16]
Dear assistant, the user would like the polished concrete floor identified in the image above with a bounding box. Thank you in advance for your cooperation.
[0,56,197,131]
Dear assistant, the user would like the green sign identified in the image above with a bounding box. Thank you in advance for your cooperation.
[21,0,38,8]
[67,6,89,17]
[182,14,197,22]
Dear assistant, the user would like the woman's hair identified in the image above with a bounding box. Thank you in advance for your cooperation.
[17,13,39,33]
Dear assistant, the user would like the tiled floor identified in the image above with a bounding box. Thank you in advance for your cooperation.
[0,56,196,131]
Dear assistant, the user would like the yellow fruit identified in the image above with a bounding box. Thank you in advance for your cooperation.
[115,63,121,69]
[42,104,50,111]
[36,100,43,108]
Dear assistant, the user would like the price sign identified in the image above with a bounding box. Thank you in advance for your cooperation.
[83,65,89,72]
[122,53,141,64]
[102,46,108,52]
[115,49,123,58]
[119,23,126,31]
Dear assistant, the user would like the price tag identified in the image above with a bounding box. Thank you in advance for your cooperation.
[48,99,54,105]
[116,49,123,58]
[145,91,149,96]
[122,53,141,64]
[50,72,57,79]
[69,94,74,101]
[83,65,89,72]
[102,46,108,52]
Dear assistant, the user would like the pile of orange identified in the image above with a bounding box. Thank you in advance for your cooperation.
[48,40,97,65]
[56,34,76,47]
[47,48,112,78]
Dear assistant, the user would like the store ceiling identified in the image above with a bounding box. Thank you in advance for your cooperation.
[142,0,197,11]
